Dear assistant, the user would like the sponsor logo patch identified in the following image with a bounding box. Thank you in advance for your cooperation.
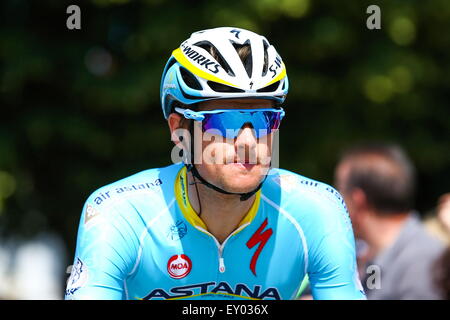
[141,281,281,300]
[246,218,273,276]
[167,220,188,241]
[65,258,88,297]
[84,204,100,226]
[167,254,192,279]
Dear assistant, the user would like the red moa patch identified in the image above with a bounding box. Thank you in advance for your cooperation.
[167,254,192,279]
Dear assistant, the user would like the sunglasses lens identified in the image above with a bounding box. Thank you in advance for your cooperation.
[201,110,283,138]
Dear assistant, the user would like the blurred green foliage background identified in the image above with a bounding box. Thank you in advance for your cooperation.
[1,0,449,260]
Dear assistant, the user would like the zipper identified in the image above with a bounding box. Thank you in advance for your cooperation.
[219,257,225,273]
[196,223,250,274]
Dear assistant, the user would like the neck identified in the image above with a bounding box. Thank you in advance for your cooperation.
[363,211,410,258]
[187,171,256,243]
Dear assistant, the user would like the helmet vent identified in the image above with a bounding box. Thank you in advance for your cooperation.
[161,57,177,84]
[180,67,203,90]
[257,81,280,93]
[194,41,235,77]
[231,40,252,78]
[262,40,269,77]
[207,81,245,93]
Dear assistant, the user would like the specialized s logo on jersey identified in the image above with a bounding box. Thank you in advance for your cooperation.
[246,218,273,276]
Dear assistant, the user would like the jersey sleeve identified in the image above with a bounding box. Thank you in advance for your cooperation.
[305,184,366,300]
[65,191,140,300]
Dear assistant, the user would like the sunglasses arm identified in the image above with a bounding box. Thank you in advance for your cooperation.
[174,107,205,121]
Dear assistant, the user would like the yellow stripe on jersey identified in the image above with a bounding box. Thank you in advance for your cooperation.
[174,166,260,232]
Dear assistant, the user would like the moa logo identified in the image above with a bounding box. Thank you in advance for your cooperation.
[167,254,192,279]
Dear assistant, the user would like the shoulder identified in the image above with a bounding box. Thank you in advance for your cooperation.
[82,163,182,220]
[389,216,446,299]
[88,163,181,200]
[401,215,446,259]
[262,167,352,234]
[263,167,347,213]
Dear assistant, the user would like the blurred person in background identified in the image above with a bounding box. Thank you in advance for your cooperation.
[424,193,450,246]
[430,194,450,300]
[334,143,445,299]
[434,246,450,300]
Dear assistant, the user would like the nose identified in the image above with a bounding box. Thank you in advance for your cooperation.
[235,124,257,156]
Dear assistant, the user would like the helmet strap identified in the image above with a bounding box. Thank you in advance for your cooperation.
[182,118,268,202]
[185,163,265,202]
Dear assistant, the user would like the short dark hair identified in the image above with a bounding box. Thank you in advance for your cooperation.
[208,43,255,78]
[338,143,416,214]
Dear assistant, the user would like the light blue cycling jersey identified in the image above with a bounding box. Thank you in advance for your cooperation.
[65,163,366,300]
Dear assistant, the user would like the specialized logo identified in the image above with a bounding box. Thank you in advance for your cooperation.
[167,254,192,279]
[180,41,221,74]
[246,218,273,276]
[269,56,282,78]
[230,28,241,39]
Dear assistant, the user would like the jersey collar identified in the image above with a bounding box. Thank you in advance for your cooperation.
[174,165,261,231]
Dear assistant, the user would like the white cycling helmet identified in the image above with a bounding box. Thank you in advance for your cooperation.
[160,27,289,119]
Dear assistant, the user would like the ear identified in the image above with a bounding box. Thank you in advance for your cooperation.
[167,113,184,145]
[351,188,370,213]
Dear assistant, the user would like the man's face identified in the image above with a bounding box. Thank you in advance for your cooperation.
[191,98,276,194]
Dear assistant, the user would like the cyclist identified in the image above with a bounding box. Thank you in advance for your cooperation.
[65,27,365,300]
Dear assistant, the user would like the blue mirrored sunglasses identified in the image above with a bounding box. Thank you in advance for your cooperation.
[175,107,285,138]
